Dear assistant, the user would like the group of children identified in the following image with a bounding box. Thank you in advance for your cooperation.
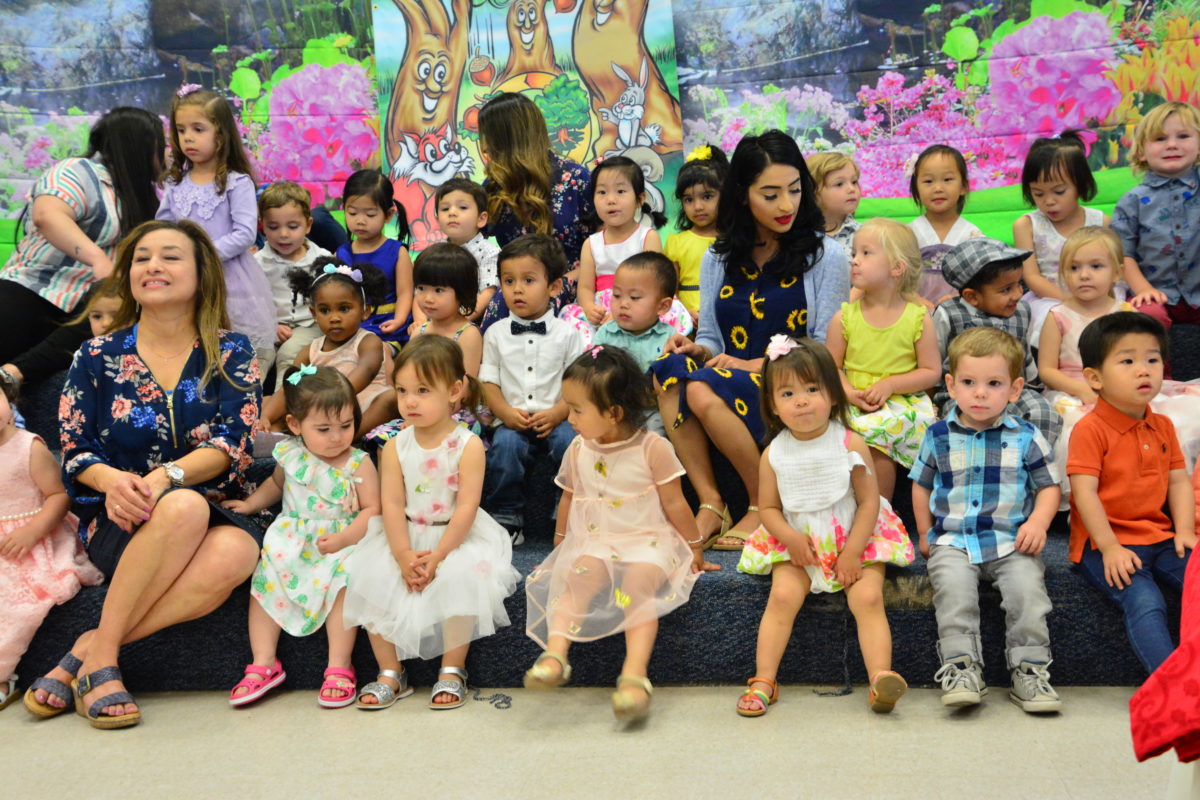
[2,87,1200,724]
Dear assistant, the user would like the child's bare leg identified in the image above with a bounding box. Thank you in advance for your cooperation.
[870,449,897,501]
[231,600,283,699]
[845,565,892,678]
[737,562,811,712]
[535,556,608,681]
[321,589,357,703]
[359,631,403,705]
[433,637,471,706]
[615,563,667,704]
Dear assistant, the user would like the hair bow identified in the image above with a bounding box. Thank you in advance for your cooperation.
[765,334,800,362]
[176,83,202,98]
[686,145,713,163]
[322,264,363,283]
[902,152,920,180]
[588,345,603,360]
[286,363,318,385]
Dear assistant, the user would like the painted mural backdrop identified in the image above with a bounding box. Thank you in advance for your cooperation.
[373,0,684,250]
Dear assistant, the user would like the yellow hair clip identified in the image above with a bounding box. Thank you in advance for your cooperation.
[686,145,713,163]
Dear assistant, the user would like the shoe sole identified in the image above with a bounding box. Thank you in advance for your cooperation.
[229,669,287,707]
[1009,693,1062,713]
[870,673,908,713]
[356,686,414,710]
[942,686,988,707]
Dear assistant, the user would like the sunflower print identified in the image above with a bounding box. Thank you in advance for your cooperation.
[780,274,798,288]
[787,308,808,332]
[734,398,749,416]
[720,284,734,299]
[713,368,732,378]
[750,291,765,320]
[741,265,760,280]
[750,372,763,387]
[730,325,749,351]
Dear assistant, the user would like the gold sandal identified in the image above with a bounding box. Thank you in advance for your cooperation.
[696,503,732,549]
[523,651,572,690]
[713,505,758,551]
[612,674,652,723]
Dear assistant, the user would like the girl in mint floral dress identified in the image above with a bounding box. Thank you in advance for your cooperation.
[736,336,914,718]
[224,366,381,710]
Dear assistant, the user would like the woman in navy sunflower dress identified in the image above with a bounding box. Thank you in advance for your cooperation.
[649,131,849,550]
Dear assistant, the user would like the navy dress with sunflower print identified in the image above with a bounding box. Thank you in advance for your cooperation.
[649,253,809,444]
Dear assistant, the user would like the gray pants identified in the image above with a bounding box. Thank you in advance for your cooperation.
[927,544,1052,669]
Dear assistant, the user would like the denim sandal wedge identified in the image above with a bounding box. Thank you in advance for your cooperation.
[24,652,82,719]
[73,666,141,729]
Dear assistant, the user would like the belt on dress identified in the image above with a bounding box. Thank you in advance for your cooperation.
[407,515,449,526]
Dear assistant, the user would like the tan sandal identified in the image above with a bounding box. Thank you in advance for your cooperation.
[736,675,779,717]
[696,503,732,549]
[713,505,758,551]
[612,674,652,723]
[524,651,572,690]
[869,670,907,713]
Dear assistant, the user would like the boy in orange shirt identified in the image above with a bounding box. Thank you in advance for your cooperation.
[1067,311,1197,674]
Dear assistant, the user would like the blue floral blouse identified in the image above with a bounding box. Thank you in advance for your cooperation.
[485,152,594,266]
[59,326,262,512]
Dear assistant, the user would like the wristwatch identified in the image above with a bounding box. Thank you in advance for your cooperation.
[162,461,185,488]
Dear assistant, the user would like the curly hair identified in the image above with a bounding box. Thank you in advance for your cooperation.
[287,255,389,312]
[479,93,554,235]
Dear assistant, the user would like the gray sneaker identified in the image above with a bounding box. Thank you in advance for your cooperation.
[934,657,987,707]
[1010,660,1062,713]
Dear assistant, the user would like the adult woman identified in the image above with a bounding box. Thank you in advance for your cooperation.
[24,220,262,729]
[477,92,594,327]
[0,107,164,384]
[649,131,849,549]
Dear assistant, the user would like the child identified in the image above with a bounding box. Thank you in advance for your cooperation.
[260,257,392,429]
[908,144,982,305]
[0,372,101,714]
[1067,312,1197,675]
[481,235,586,543]
[157,87,275,360]
[335,169,415,343]
[592,251,677,374]
[561,156,691,344]
[826,218,940,500]
[255,181,332,389]
[343,336,520,709]
[736,335,913,716]
[911,326,1062,712]
[932,237,1063,446]
[1112,101,1199,328]
[523,347,717,722]
[433,177,499,321]
[83,281,122,337]
[664,144,728,320]
[808,151,862,252]
[224,366,379,708]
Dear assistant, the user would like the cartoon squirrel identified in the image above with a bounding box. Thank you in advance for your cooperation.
[597,59,662,158]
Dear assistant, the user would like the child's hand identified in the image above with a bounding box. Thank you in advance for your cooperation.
[847,388,879,412]
[1175,529,1198,558]
[585,303,607,327]
[664,333,703,357]
[1101,544,1143,589]
[529,408,564,438]
[497,406,531,430]
[1129,288,1168,307]
[1015,521,1047,555]
[835,551,862,587]
[412,550,445,585]
[788,535,818,567]
[690,545,721,573]
[860,379,892,409]
[379,317,404,334]
[397,548,427,591]
[221,499,253,515]
[316,532,346,555]
[275,324,293,344]
[0,522,45,560]
[705,353,752,371]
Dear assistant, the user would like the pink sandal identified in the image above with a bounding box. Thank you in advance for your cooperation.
[317,667,357,709]
[229,659,286,707]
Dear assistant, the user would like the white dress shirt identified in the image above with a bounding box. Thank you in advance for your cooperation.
[480,307,585,414]
[459,232,501,290]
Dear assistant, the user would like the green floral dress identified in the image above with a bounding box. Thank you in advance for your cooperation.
[251,439,366,636]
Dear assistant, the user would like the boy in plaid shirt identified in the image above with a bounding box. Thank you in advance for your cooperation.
[910,327,1063,713]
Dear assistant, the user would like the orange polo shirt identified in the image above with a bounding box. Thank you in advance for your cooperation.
[1066,396,1184,562]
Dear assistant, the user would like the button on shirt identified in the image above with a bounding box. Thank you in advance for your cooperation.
[480,307,585,414]
[1111,166,1200,306]
[909,409,1058,564]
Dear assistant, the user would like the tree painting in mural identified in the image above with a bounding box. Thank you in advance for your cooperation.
[570,0,682,159]
[495,0,561,85]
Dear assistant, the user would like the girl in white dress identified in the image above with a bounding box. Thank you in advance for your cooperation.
[343,336,520,710]
[908,145,982,305]
[523,345,718,722]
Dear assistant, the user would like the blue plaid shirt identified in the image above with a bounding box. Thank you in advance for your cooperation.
[909,409,1058,563]
[1112,166,1200,306]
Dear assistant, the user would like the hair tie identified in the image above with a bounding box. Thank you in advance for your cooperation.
[177,83,202,98]
[686,145,713,163]
[765,334,800,361]
[286,364,318,385]
[320,264,363,283]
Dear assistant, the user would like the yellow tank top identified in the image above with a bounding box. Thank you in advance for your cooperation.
[664,229,715,313]
[841,300,927,390]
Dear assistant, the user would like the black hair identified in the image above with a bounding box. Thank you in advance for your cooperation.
[562,345,656,433]
[618,251,677,298]
[909,144,970,213]
[414,242,479,317]
[0,367,19,406]
[280,364,362,431]
[1020,130,1097,205]
[962,258,1025,295]
[342,169,410,243]
[675,145,729,230]
[434,177,488,216]
[712,130,825,286]
[392,334,484,412]
[89,107,164,233]
[496,233,567,283]
[287,255,389,311]
[588,156,667,229]
[1079,311,1169,372]
[759,337,849,439]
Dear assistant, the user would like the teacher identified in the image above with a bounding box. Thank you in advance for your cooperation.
[649,130,849,550]
[24,220,263,729]
[0,107,163,385]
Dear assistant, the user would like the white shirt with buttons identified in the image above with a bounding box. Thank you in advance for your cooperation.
[480,307,585,415]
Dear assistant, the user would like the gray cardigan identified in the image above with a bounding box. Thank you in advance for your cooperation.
[695,235,849,356]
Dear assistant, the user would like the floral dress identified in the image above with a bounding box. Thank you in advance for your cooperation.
[738,422,914,593]
[251,439,366,636]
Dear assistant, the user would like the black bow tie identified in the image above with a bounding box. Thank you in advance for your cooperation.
[511,320,547,335]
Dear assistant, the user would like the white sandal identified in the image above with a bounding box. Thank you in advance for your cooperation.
[356,669,414,710]
[428,666,468,710]
[0,674,17,711]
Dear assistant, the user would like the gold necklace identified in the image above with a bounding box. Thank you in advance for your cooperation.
[139,336,195,361]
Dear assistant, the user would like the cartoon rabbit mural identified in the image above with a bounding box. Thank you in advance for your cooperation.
[495,0,561,85]
[597,58,661,158]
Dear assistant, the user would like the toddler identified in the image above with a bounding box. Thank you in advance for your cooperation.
[908,144,982,305]
[664,144,727,319]
[808,151,862,253]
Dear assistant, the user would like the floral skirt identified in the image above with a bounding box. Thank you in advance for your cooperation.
[846,391,936,469]
[648,352,766,443]
[559,289,693,346]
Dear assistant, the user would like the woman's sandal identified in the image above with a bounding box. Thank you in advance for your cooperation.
[356,669,414,710]
[611,674,652,723]
[736,675,779,717]
[317,667,357,709]
[523,651,572,690]
[72,666,141,729]
[868,670,908,714]
[696,503,732,550]
[23,652,82,719]
[0,674,17,711]
[228,659,286,707]
[428,666,468,710]
[713,505,759,551]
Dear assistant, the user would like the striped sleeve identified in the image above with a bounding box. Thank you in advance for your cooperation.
[31,158,95,219]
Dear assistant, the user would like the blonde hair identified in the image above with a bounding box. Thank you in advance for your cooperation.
[1057,226,1124,292]
[479,93,554,235]
[164,89,255,194]
[947,327,1024,381]
[259,181,312,219]
[855,217,922,299]
[1129,101,1200,174]
[807,152,859,190]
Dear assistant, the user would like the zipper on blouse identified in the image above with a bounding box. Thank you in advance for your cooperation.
[166,390,178,449]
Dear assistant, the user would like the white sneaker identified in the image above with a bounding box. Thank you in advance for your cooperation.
[1010,660,1062,713]
[934,657,987,707]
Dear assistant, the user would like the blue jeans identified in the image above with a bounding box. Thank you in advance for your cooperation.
[1077,540,1190,674]
[483,421,575,528]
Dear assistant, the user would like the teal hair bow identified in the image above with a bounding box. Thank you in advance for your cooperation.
[286,363,318,385]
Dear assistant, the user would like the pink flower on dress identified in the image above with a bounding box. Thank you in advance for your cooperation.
[423,457,440,473]
[446,472,459,490]
[116,355,142,383]
[275,600,287,610]
[240,402,258,427]
[190,423,212,443]
[430,502,446,516]
[475,561,492,577]
[862,543,880,561]
[110,397,133,420]
[446,436,460,450]
[749,536,769,555]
